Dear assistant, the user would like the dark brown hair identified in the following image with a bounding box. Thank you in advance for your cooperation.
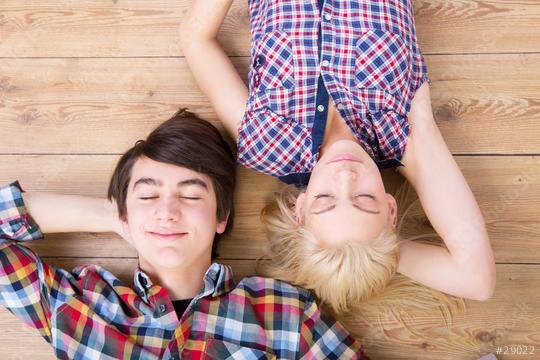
[107,109,236,258]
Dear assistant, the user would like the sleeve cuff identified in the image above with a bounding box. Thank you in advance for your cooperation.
[0,181,43,242]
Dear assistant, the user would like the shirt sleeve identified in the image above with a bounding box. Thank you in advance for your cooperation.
[0,181,78,343]
[0,181,43,244]
[298,298,370,360]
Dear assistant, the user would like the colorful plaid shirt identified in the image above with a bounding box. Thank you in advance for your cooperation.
[237,0,428,185]
[0,181,369,360]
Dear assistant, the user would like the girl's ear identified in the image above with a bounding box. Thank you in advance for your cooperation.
[294,192,306,224]
[385,193,398,228]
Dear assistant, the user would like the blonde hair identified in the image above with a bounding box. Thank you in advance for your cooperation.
[257,184,465,326]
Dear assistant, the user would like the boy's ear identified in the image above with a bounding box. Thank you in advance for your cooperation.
[120,219,134,246]
[216,211,230,234]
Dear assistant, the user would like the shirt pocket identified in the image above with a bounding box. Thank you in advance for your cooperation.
[237,108,312,176]
[203,338,277,360]
[251,31,295,92]
[354,29,411,98]
[248,31,296,118]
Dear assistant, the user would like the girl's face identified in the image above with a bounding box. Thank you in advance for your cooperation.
[296,140,397,246]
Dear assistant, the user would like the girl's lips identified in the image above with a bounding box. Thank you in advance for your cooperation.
[328,154,362,164]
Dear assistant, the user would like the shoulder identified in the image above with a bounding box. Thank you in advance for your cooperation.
[236,276,315,302]
[401,82,445,168]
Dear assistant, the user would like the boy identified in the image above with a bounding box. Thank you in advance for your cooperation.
[0,110,368,359]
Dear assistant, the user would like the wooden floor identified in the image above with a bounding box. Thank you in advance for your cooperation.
[1,1,539,359]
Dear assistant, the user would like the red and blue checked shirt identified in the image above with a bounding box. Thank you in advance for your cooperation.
[0,181,369,360]
[237,0,428,185]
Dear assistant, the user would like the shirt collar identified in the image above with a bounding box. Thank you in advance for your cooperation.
[133,262,236,303]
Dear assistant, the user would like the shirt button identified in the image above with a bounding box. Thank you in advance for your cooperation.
[321,60,330,67]
[317,105,325,112]
[254,55,265,69]
[324,13,332,22]
[159,304,167,313]
[337,103,344,110]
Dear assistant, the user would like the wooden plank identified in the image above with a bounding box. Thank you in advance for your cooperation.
[1,1,539,57]
[0,261,537,359]
[1,55,540,155]
[415,0,540,54]
[0,0,249,58]
[0,155,538,264]
[428,54,540,155]
[0,58,234,154]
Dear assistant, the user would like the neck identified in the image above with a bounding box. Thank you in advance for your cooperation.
[320,103,359,156]
[139,256,211,301]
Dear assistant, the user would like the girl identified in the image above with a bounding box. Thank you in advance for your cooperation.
[180,0,496,314]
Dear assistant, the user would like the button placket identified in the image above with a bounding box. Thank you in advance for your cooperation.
[253,54,265,88]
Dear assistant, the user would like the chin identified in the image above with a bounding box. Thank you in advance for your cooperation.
[153,250,186,268]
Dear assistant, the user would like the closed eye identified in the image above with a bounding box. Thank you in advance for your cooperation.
[354,194,375,200]
[315,194,333,199]
[140,196,158,200]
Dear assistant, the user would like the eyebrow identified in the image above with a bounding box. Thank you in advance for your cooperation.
[311,204,381,215]
[132,177,208,190]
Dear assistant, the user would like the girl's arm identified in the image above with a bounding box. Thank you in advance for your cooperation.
[22,192,123,236]
[397,82,496,301]
[180,0,249,141]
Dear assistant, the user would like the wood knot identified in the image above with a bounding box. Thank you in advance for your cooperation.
[0,77,17,93]
[475,331,496,343]
[434,104,458,122]
[20,109,40,124]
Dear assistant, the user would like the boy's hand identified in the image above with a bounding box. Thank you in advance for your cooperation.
[108,199,133,246]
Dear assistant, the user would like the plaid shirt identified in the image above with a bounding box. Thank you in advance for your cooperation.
[0,182,369,360]
[237,0,428,185]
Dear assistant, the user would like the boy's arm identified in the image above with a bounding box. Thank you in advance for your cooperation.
[22,192,121,235]
[397,82,496,301]
[180,0,249,141]
[0,182,83,342]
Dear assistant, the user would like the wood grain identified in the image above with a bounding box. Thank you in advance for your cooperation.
[2,1,539,57]
[1,55,540,154]
[0,0,249,58]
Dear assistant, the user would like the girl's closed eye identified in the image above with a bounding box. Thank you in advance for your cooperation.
[354,194,376,200]
[315,194,332,199]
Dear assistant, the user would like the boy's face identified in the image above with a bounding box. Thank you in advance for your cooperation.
[122,156,227,273]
